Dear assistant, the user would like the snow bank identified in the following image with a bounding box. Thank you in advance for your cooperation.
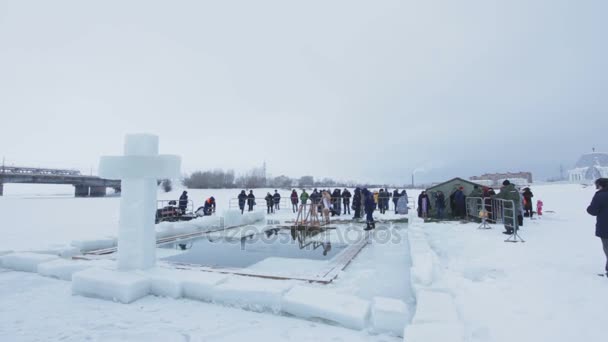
[70,211,265,254]
[37,259,94,281]
[181,272,228,302]
[281,285,371,330]
[371,297,410,336]
[0,252,59,273]
[408,230,437,288]
[155,216,222,239]
[72,268,151,304]
[70,238,117,252]
[137,267,184,299]
[212,276,294,313]
[411,290,459,324]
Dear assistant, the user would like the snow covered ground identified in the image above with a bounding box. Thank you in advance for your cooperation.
[405,183,607,342]
[0,182,606,341]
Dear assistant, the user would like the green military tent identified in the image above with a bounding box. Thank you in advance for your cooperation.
[424,177,485,219]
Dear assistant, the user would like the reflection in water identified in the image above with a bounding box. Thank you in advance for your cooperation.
[290,226,332,256]
[160,227,347,268]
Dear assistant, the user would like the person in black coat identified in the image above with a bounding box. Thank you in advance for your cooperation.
[453,187,466,218]
[435,191,446,219]
[331,189,342,216]
[273,190,281,210]
[363,188,376,230]
[392,189,400,214]
[178,191,188,214]
[342,189,352,215]
[265,193,274,214]
[384,188,391,212]
[310,189,320,205]
[352,187,362,219]
[247,190,256,212]
[523,187,534,218]
[587,178,608,275]
[238,190,247,214]
[378,189,386,214]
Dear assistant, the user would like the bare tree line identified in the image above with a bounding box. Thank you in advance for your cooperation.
[182,168,402,189]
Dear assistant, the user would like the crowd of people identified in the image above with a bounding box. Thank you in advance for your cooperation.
[415,181,544,236]
[231,188,410,230]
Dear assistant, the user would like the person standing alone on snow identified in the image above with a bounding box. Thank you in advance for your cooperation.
[586,178,608,277]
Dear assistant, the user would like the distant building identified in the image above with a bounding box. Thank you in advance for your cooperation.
[470,172,533,186]
[568,151,608,183]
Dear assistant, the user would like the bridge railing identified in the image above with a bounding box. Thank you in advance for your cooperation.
[0,166,81,176]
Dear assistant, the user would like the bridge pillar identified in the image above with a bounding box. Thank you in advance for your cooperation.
[74,185,90,197]
[89,186,107,197]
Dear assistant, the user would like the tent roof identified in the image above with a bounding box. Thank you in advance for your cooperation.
[427,177,485,191]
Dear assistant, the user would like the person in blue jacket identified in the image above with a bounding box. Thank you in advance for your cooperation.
[587,178,608,276]
[363,188,376,231]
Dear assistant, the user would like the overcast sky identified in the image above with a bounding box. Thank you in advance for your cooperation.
[1,0,606,184]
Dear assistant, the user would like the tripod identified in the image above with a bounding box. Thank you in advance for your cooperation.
[504,221,525,243]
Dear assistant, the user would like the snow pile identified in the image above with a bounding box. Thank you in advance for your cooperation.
[71,237,117,252]
[223,209,266,228]
[37,259,94,281]
[403,216,466,342]
[282,285,371,330]
[411,290,459,324]
[181,272,228,302]
[371,297,410,336]
[70,211,266,254]
[0,252,59,273]
[72,268,151,304]
[408,228,437,289]
[212,276,295,313]
[155,216,222,239]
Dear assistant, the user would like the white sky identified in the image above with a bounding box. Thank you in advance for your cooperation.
[1,0,606,184]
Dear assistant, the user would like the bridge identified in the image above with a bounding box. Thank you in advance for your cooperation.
[0,166,121,197]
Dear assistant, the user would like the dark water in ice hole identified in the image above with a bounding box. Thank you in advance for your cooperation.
[160,228,348,268]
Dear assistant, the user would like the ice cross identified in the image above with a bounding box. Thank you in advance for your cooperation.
[99,134,181,270]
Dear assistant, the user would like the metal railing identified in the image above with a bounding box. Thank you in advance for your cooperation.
[466,197,524,242]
